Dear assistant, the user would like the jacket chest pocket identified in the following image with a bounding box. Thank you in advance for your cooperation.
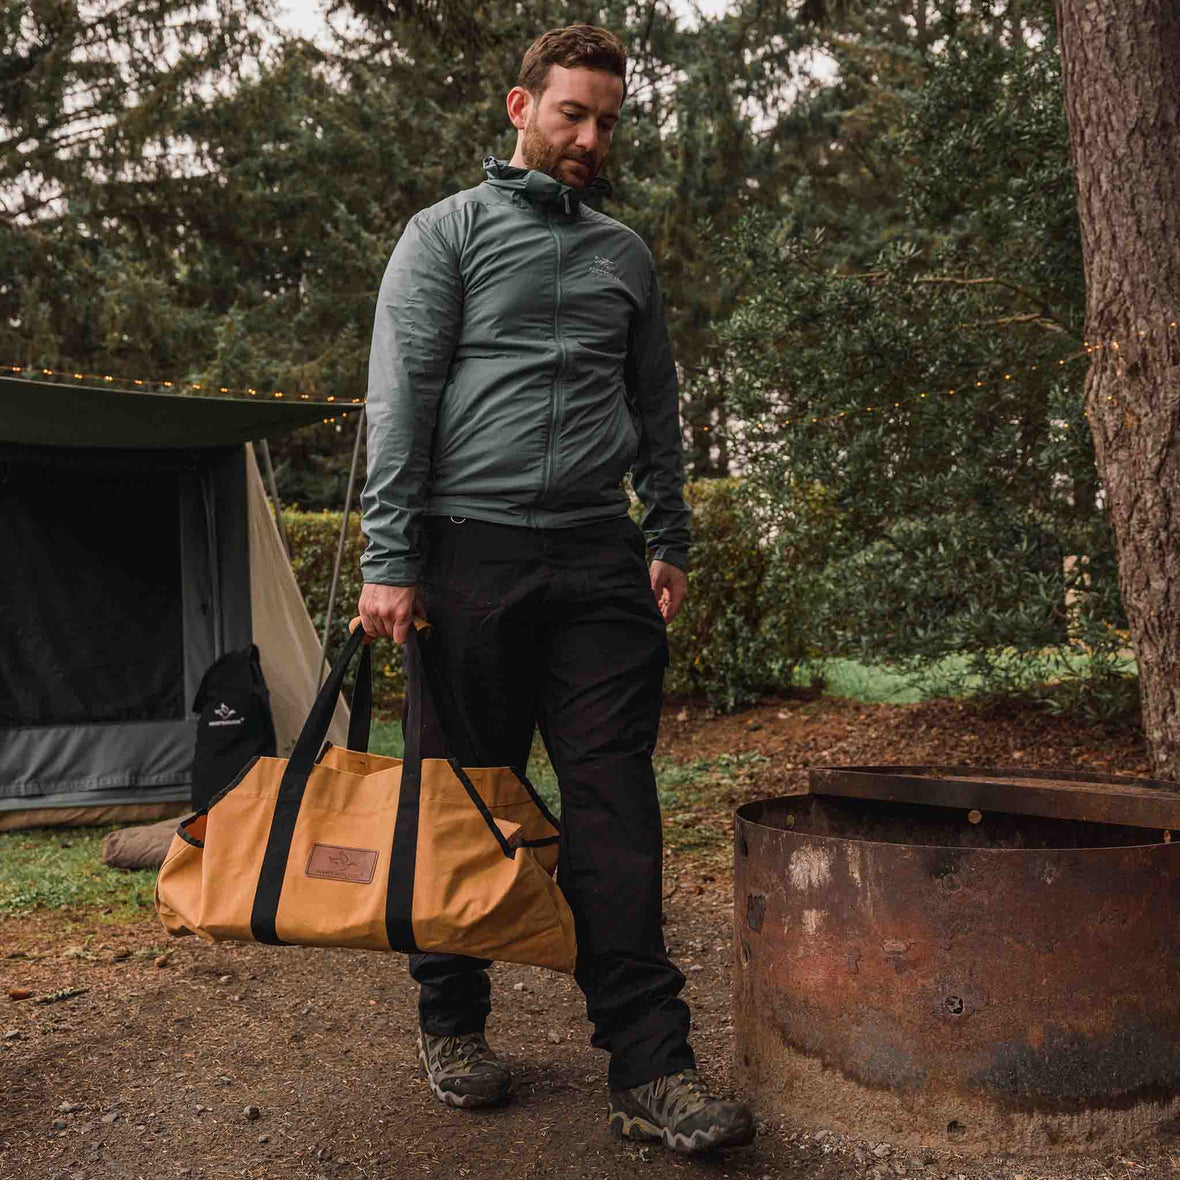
[461,249,556,347]
[560,269,635,360]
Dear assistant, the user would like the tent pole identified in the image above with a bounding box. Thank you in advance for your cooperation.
[318,407,366,685]
[257,438,291,560]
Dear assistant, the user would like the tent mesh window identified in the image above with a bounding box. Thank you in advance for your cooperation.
[0,454,185,727]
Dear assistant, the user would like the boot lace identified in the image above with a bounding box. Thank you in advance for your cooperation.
[649,1069,710,1125]
[433,1032,493,1069]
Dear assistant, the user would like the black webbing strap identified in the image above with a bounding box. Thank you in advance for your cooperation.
[413,630,484,767]
[250,626,367,945]
[383,627,515,947]
[447,757,516,859]
[410,631,550,855]
[347,642,373,752]
[384,631,423,951]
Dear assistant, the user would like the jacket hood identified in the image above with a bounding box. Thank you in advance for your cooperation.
[483,156,611,216]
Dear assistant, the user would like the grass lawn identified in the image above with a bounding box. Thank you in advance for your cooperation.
[0,825,157,921]
[798,650,1138,704]
[798,658,931,703]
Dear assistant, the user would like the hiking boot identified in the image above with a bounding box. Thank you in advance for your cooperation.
[608,1068,754,1154]
[416,1029,512,1109]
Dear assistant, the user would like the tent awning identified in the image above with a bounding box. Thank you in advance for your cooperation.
[0,377,351,448]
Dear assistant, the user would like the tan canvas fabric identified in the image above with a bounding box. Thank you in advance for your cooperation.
[0,802,189,833]
[101,817,182,870]
[410,759,574,967]
[155,766,278,943]
[245,444,348,754]
[270,760,401,950]
[456,765,561,876]
[318,747,399,775]
[155,750,575,972]
[317,750,560,875]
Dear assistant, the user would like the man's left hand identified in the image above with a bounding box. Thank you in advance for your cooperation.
[650,560,688,623]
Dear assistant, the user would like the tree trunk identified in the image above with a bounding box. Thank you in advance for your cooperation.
[1056,1,1180,778]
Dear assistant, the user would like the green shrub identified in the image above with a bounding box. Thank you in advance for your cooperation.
[281,508,407,711]
[814,506,1135,715]
[662,479,821,711]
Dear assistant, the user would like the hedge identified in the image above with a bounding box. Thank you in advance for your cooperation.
[281,479,812,716]
[663,479,815,711]
[279,507,398,708]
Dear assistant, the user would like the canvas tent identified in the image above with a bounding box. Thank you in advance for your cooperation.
[0,377,352,830]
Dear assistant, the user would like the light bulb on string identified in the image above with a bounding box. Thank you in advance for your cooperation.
[6,314,1174,423]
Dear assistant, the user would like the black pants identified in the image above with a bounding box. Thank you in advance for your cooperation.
[406,514,695,1090]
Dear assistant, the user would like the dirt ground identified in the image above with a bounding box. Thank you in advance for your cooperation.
[2,694,1177,1180]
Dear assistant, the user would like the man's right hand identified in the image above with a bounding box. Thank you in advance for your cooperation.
[357,583,424,645]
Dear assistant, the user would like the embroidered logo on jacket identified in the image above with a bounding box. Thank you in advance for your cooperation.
[589,255,625,284]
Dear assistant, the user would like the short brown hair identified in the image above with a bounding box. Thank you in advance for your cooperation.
[517,25,627,97]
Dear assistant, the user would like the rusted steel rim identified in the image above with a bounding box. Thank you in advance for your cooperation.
[733,781,1180,1153]
[809,764,1180,832]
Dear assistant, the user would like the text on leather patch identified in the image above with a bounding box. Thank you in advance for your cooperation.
[306,844,379,884]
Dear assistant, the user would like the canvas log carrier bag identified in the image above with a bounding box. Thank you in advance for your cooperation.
[155,621,576,972]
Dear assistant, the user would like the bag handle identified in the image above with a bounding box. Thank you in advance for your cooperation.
[279,624,369,801]
[344,616,485,771]
[345,618,440,755]
[347,638,373,752]
[251,624,371,944]
[403,625,561,841]
[342,623,561,842]
[298,618,541,857]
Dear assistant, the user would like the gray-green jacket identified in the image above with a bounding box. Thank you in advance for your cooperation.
[360,157,691,586]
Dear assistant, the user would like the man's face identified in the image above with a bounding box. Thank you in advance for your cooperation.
[510,65,624,188]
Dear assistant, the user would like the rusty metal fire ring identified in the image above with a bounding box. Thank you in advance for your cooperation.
[733,766,1180,1154]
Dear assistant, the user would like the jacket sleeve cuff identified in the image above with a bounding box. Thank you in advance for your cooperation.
[650,545,690,573]
[359,553,421,586]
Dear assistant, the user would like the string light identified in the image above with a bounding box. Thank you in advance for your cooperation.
[3,361,364,405]
[755,319,1178,433]
[8,319,1176,426]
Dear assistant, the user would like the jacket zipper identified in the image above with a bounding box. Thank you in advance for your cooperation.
[539,213,566,521]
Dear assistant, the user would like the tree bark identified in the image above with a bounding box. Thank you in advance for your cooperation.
[1056,1,1180,778]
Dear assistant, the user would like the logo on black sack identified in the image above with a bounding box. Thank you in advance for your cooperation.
[207,702,245,728]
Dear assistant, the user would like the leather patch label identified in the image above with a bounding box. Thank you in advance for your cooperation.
[306,844,379,885]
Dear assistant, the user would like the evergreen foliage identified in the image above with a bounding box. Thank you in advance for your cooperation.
[3,0,1139,717]
[2,0,813,494]
[715,5,1132,715]
[662,479,825,709]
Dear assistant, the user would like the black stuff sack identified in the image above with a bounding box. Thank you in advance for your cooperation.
[191,644,277,810]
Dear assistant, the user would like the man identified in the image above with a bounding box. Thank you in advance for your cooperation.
[357,24,753,1155]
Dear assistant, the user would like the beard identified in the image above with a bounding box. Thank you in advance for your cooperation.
[521,115,597,188]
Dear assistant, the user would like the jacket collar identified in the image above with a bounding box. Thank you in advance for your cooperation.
[483,156,611,219]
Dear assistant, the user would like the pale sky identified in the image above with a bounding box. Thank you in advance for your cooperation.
[275,0,735,42]
[271,0,837,127]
